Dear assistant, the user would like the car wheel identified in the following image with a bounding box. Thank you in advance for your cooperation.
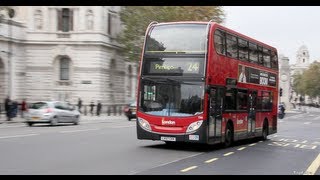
[74,116,79,125]
[27,122,33,127]
[50,116,58,126]
[128,117,131,121]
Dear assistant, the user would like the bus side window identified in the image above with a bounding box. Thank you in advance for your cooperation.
[261,91,272,111]
[249,43,258,64]
[263,48,271,68]
[271,51,278,69]
[214,30,226,55]
[238,38,248,61]
[226,33,238,59]
[258,46,264,65]
[225,88,236,110]
[237,89,248,110]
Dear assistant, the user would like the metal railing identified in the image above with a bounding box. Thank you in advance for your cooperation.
[77,104,127,116]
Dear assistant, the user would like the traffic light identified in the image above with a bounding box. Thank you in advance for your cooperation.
[280,88,283,97]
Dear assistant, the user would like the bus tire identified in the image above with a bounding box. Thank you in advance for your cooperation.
[224,123,233,147]
[261,121,268,141]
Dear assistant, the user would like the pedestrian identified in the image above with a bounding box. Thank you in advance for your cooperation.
[21,98,27,118]
[96,101,102,116]
[90,101,95,116]
[77,98,82,113]
[4,96,12,121]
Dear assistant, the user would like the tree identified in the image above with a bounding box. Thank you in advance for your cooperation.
[302,62,320,98]
[292,73,305,95]
[118,6,225,62]
[292,62,320,101]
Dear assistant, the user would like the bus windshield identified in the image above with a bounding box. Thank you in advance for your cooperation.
[140,78,204,117]
[145,24,207,54]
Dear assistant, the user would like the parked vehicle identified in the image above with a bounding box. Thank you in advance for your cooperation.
[123,101,137,121]
[25,101,80,126]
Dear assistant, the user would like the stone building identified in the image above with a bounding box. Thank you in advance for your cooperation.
[289,45,317,106]
[278,55,291,109]
[0,6,138,107]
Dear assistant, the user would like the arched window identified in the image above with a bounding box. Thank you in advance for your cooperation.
[60,57,70,80]
[86,10,94,30]
[34,10,43,30]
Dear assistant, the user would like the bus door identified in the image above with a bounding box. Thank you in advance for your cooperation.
[208,87,224,141]
[248,90,257,134]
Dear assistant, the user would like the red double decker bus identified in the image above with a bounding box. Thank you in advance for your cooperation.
[136,21,278,146]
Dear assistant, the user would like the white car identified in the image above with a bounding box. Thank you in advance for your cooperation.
[25,101,80,126]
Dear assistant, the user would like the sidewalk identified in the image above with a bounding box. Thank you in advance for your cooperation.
[0,114,128,125]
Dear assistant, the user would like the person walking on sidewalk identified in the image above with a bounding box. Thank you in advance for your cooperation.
[90,101,95,116]
[77,98,82,114]
[21,98,27,118]
[4,96,12,121]
[96,101,102,116]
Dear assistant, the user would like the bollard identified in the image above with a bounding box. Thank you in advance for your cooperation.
[84,105,87,116]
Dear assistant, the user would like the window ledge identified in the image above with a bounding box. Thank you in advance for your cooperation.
[56,80,72,86]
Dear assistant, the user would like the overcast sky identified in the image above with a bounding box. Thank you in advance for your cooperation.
[223,6,320,64]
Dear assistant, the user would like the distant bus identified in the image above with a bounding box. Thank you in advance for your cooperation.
[136,21,279,147]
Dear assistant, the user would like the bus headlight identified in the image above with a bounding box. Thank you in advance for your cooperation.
[138,117,151,132]
[186,120,203,134]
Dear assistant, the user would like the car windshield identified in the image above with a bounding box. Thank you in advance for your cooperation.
[30,102,48,109]
[139,77,204,117]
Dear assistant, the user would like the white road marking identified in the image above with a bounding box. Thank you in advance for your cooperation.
[303,122,311,125]
[0,133,39,139]
[205,158,218,163]
[223,152,234,156]
[304,153,320,175]
[180,166,197,172]
[59,128,100,133]
[237,147,247,151]
[248,143,257,146]
[129,152,204,175]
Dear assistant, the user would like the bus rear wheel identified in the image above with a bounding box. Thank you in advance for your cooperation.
[224,123,233,147]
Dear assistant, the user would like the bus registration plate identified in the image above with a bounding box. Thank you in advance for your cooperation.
[161,136,176,142]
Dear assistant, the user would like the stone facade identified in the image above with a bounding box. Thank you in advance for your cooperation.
[0,6,138,106]
[279,55,291,109]
[289,45,318,106]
